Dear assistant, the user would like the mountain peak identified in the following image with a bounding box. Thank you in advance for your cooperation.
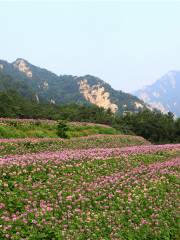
[13,58,32,78]
[13,58,30,66]
[134,70,180,116]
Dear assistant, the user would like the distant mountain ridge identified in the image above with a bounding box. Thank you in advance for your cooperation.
[0,58,147,114]
[134,71,180,116]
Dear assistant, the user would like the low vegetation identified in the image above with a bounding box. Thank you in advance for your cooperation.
[0,117,179,239]
[0,144,179,239]
[0,119,119,139]
[0,134,148,157]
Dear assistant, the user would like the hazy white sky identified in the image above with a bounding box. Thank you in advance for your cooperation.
[0,0,180,92]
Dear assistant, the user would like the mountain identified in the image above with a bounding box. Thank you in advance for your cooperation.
[134,71,180,116]
[0,58,147,114]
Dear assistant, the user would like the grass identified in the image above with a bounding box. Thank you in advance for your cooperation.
[67,125,119,137]
[0,120,120,139]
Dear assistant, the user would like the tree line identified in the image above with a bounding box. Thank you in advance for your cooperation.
[0,90,179,143]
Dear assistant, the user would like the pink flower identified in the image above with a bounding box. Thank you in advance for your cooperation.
[66,195,73,201]
[141,219,149,225]
[0,203,5,209]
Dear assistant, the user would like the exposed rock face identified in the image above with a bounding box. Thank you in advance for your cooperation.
[135,90,168,113]
[134,101,144,109]
[78,79,118,113]
[35,94,39,102]
[147,102,167,113]
[0,64,3,70]
[13,59,32,78]
[50,99,55,104]
[43,81,49,90]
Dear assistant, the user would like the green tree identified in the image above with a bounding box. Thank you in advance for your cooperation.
[57,120,69,138]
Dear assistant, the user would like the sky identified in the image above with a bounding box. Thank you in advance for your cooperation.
[0,0,180,92]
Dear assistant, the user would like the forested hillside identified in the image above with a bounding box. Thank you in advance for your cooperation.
[0,58,147,113]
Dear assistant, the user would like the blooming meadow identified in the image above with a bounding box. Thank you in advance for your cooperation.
[0,134,149,157]
[0,140,180,239]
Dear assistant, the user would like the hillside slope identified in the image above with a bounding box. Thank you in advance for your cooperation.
[0,58,147,114]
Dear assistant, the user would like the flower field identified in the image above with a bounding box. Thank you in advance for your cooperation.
[0,138,180,239]
[0,134,149,157]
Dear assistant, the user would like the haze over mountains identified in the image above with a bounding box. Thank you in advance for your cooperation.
[0,58,147,114]
[134,71,180,116]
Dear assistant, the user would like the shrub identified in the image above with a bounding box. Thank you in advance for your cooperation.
[57,120,69,138]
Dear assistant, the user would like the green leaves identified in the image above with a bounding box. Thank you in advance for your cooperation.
[57,120,69,139]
